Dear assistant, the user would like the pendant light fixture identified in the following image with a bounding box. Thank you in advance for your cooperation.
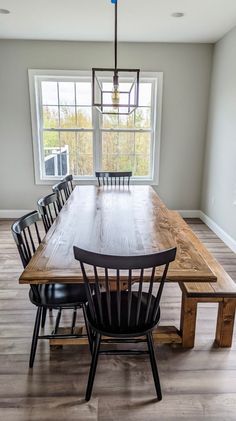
[92,0,140,115]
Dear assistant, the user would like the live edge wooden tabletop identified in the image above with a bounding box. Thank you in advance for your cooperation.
[19,185,217,285]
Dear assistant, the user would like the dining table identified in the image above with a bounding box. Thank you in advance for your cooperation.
[19,185,217,346]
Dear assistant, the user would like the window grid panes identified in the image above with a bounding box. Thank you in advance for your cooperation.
[36,76,157,180]
[101,82,153,177]
[41,80,94,177]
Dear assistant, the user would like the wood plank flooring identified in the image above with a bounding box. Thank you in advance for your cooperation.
[1,218,236,420]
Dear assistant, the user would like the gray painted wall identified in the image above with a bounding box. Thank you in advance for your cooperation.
[0,40,212,211]
[201,27,236,240]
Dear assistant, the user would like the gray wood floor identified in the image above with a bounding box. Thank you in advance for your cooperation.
[1,218,236,420]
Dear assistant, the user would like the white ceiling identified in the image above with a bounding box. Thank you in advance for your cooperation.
[0,0,236,43]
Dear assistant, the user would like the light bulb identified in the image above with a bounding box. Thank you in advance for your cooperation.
[112,73,120,109]
[112,86,120,109]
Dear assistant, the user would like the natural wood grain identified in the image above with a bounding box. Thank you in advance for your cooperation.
[180,295,198,348]
[173,212,236,298]
[19,186,216,284]
[215,299,236,347]
[49,326,182,346]
[173,213,236,347]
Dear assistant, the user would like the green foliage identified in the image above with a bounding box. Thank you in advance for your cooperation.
[43,106,151,177]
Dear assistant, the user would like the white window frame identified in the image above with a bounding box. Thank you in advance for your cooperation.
[28,69,163,185]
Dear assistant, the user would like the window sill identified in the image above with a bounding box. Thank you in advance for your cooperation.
[35,177,158,186]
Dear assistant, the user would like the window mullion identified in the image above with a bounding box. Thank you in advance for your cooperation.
[38,80,46,180]
[100,128,152,133]
[43,128,93,133]
[93,106,100,172]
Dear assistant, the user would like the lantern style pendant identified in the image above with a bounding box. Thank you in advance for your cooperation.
[92,0,140,115]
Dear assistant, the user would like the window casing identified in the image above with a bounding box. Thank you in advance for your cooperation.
[29,70,163,185]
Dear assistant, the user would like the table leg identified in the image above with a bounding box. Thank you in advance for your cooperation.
[215,299,236,347]
[180,294,198,348]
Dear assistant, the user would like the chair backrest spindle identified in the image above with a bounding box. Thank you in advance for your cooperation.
[62,174,74,194]
[95,171,132,187]
[74,247,177,333]
[52,181,70,209]
[11,211,42,269]
[38,193,60,233]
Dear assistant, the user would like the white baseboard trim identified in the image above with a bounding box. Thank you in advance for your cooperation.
[0,210,32,219]
[176,210,201,218]
[199,211,236,253]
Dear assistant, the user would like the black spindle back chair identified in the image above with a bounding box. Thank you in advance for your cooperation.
[12,211,42,269]
[38,193,60,233]
[62,174,74,195]
[12,211,89,368]
[73,246,177,401]
[52,180,70,209]
[95,171,132,187]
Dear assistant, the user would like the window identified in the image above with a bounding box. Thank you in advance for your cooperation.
[29,70,163,184]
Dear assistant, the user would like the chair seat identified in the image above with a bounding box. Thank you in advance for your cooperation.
[87,291,160,336]
[29,283,88,307]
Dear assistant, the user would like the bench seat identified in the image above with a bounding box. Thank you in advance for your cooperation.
[171,212,236,347]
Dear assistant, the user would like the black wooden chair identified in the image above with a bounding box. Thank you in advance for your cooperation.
[38,193,60,233]
[52,180,70,209]
[12,211,89,368]
[95,171,132,186]
[73,246,177,401]
[62,174,74,195]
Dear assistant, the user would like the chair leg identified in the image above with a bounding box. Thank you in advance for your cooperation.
[85,333,101,401]
[29,307,42,368]
[71,307,77,334]
[147,332,162,401]
[54,308,62,334]
[82,305,93,354]
[41,308,47,328]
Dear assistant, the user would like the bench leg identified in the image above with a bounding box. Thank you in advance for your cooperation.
[180,294,198,348]
[215,299,236,347]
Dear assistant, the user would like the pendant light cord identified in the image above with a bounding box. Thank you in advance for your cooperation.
[114,1,118,71]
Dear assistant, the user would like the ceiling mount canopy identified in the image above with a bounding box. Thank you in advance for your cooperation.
[92,0,140,115]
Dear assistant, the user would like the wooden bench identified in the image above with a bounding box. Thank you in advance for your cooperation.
[171,212,236,348]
